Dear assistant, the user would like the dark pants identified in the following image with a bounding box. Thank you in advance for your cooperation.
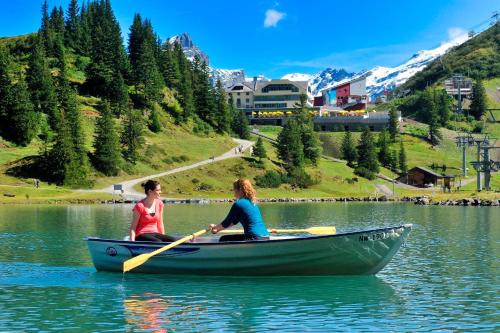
[219,234,269,242]
[136,233,176,242]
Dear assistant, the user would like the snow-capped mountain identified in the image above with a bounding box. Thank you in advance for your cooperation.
[167,32,209,64]
[167,33,244,87]
[210,68,246,87]
[362,35,469,98]
[281,73,313,82]
[283,34,469,98]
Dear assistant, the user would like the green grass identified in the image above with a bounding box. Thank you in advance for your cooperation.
[0,184,114,204]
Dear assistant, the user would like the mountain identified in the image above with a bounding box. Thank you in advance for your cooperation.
[399,23,499,93]
[167,32,209,64]
[210,68,246,87]
[282,33,471,98]
[168,33,244,87]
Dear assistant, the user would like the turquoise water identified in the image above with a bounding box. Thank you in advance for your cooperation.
[0,203,498,332]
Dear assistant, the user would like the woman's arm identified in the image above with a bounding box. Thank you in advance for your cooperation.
[158,202,165,234]
[209,222,232,234]
[129,210,140,241]
[209,203,238,233]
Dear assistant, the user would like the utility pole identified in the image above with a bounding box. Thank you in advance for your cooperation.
[455,133,474,177]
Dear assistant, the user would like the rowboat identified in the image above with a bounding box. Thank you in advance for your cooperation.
[86,224,412,276]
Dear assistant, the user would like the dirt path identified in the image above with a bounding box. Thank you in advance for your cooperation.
[80,138,254,199]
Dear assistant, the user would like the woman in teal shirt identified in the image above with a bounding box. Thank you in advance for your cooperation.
[209,179,269,242]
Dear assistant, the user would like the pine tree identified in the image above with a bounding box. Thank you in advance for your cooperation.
[148,108,162,132]
[128,13,143,77]
[192,56,216,125]
[137,41,164,105]
[77,2,91,55]
[437,89,451,126]
[389,149,398,172]
[49,6,65,38]
[341,130,357,168]
[4,79,39,146]
[399,140,408,175]
[231,108,250,139]
[26,38,59,129]
[214,79,230,133]
[428,107,442,146]
[64,0,80,50]
[0,47,12,132]
[174,42,195,119]
[277,120,304,170]
[422,87,441,146]
[85,0,129,105]
[252,137,267,161]
[469,80,487,120]
[121,107,144,164]
[39,0,53,54]
[159,43,181,90]
[388,105,398,142]
[377,130,391,167]
[357,127,379,174]
[294,94,321,165]
[93,100,122,176]
[49,114,75,184]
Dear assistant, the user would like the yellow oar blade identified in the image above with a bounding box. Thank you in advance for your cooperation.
[270,227,336,235]
[123,228,208,273]
[218,226,336,236]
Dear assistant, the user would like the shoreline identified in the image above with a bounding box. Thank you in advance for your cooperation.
[1,195,499,206]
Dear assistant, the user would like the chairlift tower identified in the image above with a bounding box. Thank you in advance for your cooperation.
[455,133,474,177]
[471,138,500,191]
[452,74,464,113]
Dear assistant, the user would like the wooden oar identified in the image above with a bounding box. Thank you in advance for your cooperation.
[123,228,208,273]
[218,226,336,235]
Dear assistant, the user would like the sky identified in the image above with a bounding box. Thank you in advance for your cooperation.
[0,0,498,78]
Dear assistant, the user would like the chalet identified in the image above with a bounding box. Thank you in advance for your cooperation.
[397,166,455,190]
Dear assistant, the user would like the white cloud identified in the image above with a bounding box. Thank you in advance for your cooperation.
[264,9,286,28]
[445,27,468,44]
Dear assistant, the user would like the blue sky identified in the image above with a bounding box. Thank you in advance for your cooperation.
[0,0,497,78]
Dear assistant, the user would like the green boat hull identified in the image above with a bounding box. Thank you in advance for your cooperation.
[86,224,412,276]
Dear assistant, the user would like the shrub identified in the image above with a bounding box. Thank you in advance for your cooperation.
[198,183,213,191]
[287,167,315,188]
[255,170,283,188]
[354,166,377,180]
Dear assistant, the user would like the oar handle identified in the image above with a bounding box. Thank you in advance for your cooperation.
[123,228,209,272]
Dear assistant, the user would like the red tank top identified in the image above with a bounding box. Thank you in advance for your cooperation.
[133,199,164,236]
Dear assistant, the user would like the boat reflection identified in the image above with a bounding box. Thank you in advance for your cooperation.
[124,294,169,333]
[118,275,402,332]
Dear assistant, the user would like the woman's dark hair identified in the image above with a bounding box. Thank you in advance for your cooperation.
[141,180,160,195]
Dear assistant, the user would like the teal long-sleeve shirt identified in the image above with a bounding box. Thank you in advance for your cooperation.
[221,198,269,237]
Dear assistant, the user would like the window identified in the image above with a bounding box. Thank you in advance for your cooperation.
[237,92,240,96]
[261,84,299,93]
[246,92,249,96]
[232,86,243,91]
[246,98,250,103]
[237,98,241,106]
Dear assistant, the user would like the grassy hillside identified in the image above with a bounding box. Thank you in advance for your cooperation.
[399,23,500,92]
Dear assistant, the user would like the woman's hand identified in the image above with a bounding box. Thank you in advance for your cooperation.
[209,224,221,234]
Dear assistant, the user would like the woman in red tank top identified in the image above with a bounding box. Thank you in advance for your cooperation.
[129,180,175,242]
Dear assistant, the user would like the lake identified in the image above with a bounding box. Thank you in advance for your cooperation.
[0,203,498,332]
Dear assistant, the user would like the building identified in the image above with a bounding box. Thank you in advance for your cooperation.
[226,78,311,110]
[396,166,455,189]
[321,76,368,110]
[444,75,473,98]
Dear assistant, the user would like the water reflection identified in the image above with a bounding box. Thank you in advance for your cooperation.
[117,274,400,332]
